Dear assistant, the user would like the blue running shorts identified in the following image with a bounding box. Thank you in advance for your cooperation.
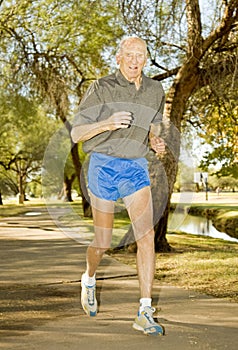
[88,152,150,201]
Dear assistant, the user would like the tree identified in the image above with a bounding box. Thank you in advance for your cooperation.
[0,93,58,203]
[185,31,238,179]
[0,0,124,214]
[209,173,238,192]
[196,102,238,178]
[118,0,238,251]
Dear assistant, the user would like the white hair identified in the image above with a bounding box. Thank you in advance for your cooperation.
[116,36,148,56]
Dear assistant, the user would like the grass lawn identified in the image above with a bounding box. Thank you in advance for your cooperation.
[0,202,46,217]
[110,232,238,302]
[157,233,238,301]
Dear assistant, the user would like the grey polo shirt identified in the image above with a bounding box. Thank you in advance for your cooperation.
[74,70,165,158]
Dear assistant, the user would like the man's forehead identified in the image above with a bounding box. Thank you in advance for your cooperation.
[123,40,147,51]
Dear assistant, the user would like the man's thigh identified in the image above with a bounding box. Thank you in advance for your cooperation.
[89,191,115,248]
[123,186,154,240]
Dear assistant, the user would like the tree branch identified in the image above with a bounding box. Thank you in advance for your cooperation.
[186,0,203,56]
[152,66,180,81]
[0,155,18,170]
[202,1,238,53]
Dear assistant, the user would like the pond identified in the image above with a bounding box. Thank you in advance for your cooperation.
[168,211,238,243]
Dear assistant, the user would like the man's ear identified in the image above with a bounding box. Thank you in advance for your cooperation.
[116,54,121,65]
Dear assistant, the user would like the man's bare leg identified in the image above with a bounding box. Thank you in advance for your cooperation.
[124,186,164,335]
[86,192,115,277]
[123,186,155,298]
[81,192,115,316]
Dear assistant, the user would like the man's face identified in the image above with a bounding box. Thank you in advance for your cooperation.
[116,39,147,82]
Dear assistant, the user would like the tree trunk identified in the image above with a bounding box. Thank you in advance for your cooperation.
[0,192,3,205]
[61,116,92,217]
[56,105,92,217]
[18,172,25,204]
[70,143,92,217]
[63,174,76,202]
[149,119,180,251]
[154,205,172,252]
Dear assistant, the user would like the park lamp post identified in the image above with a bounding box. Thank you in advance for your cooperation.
[194,172,209,201]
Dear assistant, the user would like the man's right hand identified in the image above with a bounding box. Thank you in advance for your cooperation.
[107,111,133,130]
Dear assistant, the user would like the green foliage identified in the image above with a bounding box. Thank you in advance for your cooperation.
[0,0,124,107]
[183,17,238,178]
[187,85,238,178]
[0,91,59,196]
[214,176,238,191]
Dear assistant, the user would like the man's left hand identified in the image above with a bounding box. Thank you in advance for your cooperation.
[150,135,166,155]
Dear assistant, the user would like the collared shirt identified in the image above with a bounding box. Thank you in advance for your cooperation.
[74,69,165,158]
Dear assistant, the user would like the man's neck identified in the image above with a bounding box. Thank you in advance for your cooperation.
[123,73,142,90]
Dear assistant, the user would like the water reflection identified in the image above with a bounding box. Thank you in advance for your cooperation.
[168,212,238,243]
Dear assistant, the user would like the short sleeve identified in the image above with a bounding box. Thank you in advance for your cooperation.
[73,81,103,126]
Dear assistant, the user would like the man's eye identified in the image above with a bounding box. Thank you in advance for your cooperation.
[123,53,145,61]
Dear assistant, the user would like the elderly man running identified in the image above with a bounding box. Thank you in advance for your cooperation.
[71,36,166,336]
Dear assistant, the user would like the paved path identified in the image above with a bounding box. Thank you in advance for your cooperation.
[0,207,238,350]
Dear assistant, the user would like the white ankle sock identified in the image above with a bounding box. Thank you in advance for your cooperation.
[139,298,152,314]
[84,272,96,286]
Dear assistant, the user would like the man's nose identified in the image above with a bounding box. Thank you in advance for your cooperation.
[131,55,138,63]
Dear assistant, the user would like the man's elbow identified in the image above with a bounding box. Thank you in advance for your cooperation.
[71,127,79,143]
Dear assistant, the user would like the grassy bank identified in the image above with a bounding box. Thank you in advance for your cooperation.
[187,206,238,239]
[109,232,238,302]
[171,191,238,238]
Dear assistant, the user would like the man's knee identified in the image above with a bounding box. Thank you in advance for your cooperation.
[91,234,112,251]
[136,229,154,247]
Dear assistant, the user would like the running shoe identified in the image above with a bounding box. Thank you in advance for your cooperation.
[133,306,164,336]
[81,273,97,317]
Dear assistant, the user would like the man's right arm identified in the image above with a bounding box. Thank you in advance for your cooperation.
[71,119,110,143]
[71,111,133,143]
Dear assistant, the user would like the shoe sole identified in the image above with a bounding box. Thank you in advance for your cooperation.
[133,322,164,336]
[82,303,97,317]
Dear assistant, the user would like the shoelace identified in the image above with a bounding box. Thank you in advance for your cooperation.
[143,307,156,323]
[86,285,95,306]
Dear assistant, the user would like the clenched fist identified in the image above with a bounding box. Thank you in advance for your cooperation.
[107,111,133,130]
[150,135,166,155]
